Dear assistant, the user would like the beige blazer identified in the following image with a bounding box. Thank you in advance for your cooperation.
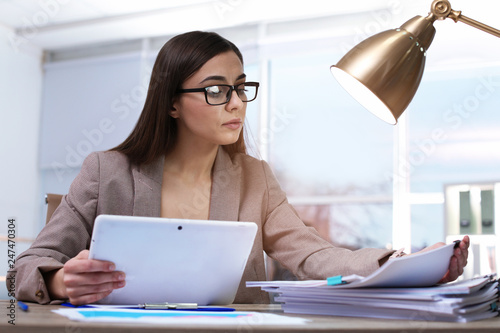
[12,148,393,304]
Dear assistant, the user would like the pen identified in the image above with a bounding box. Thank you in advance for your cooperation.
[142,304,235,311]
[18,301,29,311]
[139,302,198,309]
[61,302,197,309]
[61,302,235,311]
[138,303,235,311]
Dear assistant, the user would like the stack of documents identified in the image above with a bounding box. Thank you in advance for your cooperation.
[248,243,499,322]
[248,276,499,322]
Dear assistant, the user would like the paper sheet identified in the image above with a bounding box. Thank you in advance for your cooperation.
[248,242,457,290]
[52,308,309,325]
[333,242,456,288]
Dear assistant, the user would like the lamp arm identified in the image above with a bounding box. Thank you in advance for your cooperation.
[430,0,500,38]
[449,11,500,38]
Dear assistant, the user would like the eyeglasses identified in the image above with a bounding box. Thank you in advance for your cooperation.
[177,82,259,106]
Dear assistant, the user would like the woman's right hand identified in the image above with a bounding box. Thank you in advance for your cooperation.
[46,249,126,305]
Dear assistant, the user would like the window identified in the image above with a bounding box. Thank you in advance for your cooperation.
[266,51,394,249]
[408,66,500,249]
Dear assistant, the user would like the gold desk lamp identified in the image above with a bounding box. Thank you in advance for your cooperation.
[331,0,500,125]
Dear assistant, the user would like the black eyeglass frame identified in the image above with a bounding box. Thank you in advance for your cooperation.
[177,82,260,106]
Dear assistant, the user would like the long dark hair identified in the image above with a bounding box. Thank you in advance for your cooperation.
[110,31,247,165]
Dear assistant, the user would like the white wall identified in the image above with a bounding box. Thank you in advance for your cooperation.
[0,24,43,298]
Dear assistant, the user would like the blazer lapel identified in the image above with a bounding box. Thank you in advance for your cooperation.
[209,147,241,221]
[132,156,164,217]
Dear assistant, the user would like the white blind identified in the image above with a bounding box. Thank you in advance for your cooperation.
[39,53,145,172]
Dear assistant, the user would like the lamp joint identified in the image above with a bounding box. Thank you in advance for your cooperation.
[447,9,463,23]
[430,0,452,20]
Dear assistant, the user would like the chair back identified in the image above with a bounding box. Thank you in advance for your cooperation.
[45,193,63,224]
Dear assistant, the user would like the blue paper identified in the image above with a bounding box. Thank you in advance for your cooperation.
[77,309,244,319]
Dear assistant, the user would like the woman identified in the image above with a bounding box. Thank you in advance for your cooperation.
[12,31,469,305]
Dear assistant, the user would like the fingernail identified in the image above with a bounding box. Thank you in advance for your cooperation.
[117,281,126,288]
[118,273,125,281]
[108,264,115,271]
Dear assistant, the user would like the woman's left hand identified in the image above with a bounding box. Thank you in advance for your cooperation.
[438,235,470,283]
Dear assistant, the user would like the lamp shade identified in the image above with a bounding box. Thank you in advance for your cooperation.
[331,16,436,124]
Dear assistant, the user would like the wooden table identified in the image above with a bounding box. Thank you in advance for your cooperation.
[1,300,499,332]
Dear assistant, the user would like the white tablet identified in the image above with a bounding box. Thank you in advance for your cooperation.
[88,215,258,305]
